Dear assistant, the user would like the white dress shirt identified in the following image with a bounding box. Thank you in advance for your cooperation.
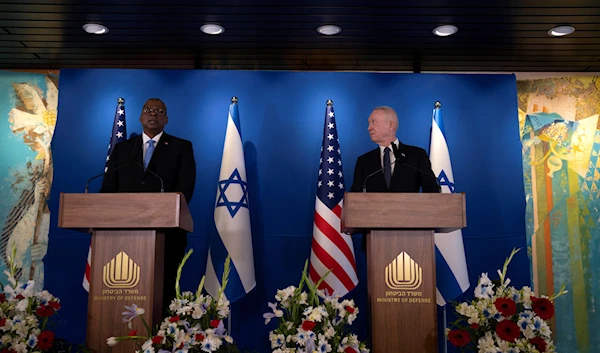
[378,138,399,174]
[142,131,163,157]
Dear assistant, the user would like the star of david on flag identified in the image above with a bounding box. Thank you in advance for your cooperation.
[83,98,127,292]
[308,100,358,297]
[205,97,256,302]
[216,169,249,217]
[429,101,469,306]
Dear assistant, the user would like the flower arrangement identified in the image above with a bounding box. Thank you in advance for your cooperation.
[0,245,61,353]
[263,261,369,353]
[107,250,238,353]
[447,248,567,353]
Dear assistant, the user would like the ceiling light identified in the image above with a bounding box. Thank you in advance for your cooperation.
[548,25,575,37]
[200,24,225,35]
[82,23,109,35]
[317,25,342,36]
[433,25,458,37]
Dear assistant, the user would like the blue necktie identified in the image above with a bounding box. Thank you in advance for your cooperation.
[383,147,391,188]
[144,140,155,168]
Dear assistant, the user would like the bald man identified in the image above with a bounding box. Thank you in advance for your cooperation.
[350,106,439,193]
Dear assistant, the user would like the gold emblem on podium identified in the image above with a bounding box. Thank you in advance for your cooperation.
[385,252,422,290]
[103,252,140,289]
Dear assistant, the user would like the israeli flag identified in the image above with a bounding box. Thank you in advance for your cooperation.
[205,97,256,301]
[429,102,470,306]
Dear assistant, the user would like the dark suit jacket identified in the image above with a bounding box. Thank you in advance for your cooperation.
[350,141,440,193]
[100,132,196,202]
[349,141,439,251]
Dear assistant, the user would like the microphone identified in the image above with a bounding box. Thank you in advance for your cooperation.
[362,159,399,193]
[391,143,441,193]
[85,141,142,193]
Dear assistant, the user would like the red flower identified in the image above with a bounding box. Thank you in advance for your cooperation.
[495,320,520,342]
[36,331,55,351]
[210,320,221,328]
[344,347,357,353]
[169,316,180,323]
[470,323,480,329]
[15,294,24,300]
[195,334,205,342]
[151,336,163,345]
[345,306,355,314]
[494,297,517,317]
[301,320,317,331]
[0,349,16,353]
[529,337,547,352]
[36,305,54,317]
[0,294,6,303]
[531,297,555,320]
[447,329,470,347]
[0,318,6,327]
[47,301,61,310]
[127,330,137,336]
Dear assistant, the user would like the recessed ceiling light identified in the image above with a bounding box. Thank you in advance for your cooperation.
[317,25,342,36]
[200,24,225,35]
[548,25,575,37]
[82,23,109,35]
[433,25,458,37]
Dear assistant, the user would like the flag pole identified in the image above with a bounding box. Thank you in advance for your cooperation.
[435,100,448,353]
[226,95,238,338]
[443,305,448,353]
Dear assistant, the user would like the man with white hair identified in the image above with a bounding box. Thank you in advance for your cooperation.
[350,105,439,194]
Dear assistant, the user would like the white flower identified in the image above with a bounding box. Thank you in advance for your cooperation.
[293,330,309,346]
[26,334,37,348]
[477,332,495,353]
[275,286,296,307]
[522,325,536,339]
[106,337,118,346]
[12,342,27,353]
[539,321,552,338]
[217,296,230,318]
[474,273,495,299]
[269,332,286,349]
[264,302,284,324]
[200,335,221,352]
[192,305,207,319]
[317,339,332,353]
[15,299,28,312]
[299,292,308,305]
[324,325,335,339]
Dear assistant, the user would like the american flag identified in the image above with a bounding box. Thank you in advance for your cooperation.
[309,100,358,297]
[83,97,127,292]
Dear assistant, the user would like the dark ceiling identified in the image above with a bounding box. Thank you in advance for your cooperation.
[1,0,599,72]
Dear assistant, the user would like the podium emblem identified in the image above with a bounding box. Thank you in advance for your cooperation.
[103,251,141,289]
[385,252,422,290]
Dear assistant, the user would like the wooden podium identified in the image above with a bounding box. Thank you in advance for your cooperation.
[342,192,466,353]
[58,192,193,353]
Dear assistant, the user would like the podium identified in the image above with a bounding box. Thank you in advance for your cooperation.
[342,192,466,353]
[58,192,193,353]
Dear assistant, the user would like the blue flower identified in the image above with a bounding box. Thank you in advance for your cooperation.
[27,334,37,348]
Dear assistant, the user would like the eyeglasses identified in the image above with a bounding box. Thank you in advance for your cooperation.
[143,107,166,115]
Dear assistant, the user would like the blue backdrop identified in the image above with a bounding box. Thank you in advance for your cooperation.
[48,69,527,353]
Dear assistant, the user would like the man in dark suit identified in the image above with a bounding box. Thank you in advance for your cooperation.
[350,106,439,194]
[100,98,196,314]
[350,106,439,251]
